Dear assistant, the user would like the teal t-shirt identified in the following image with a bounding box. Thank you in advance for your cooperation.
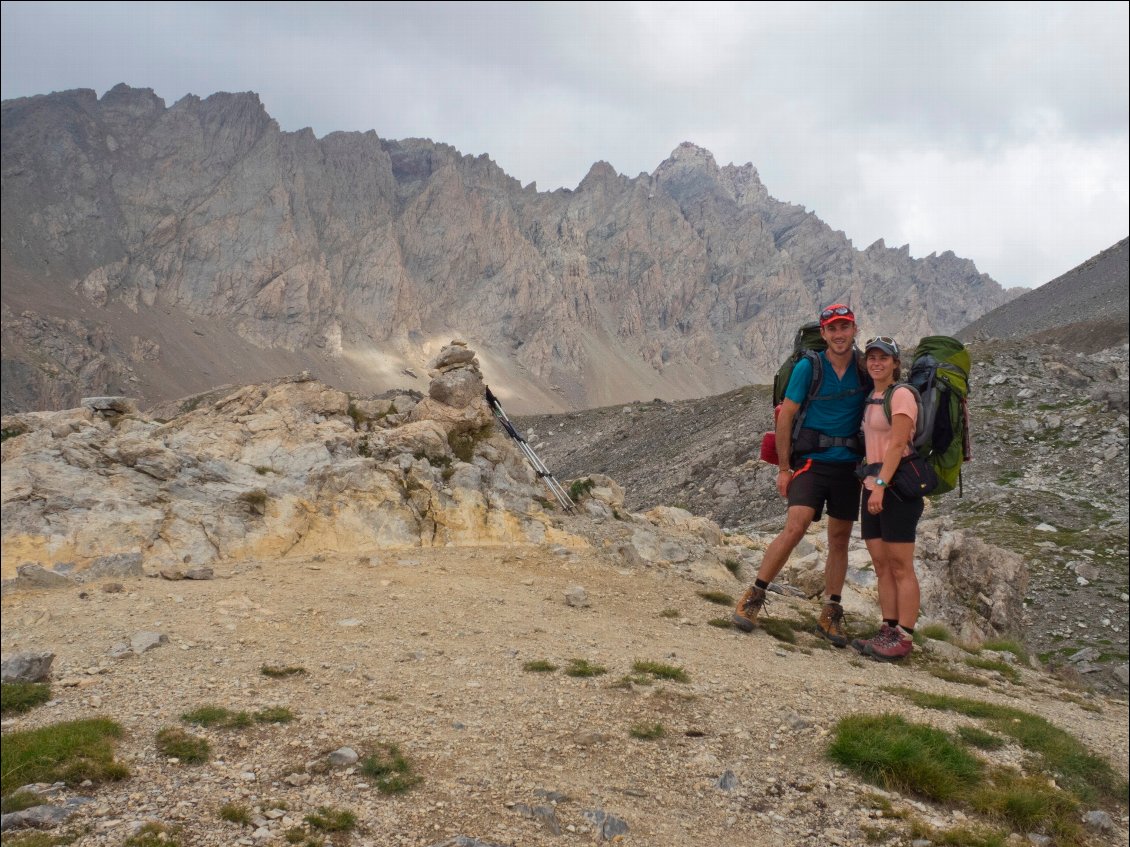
[784,352,867,463]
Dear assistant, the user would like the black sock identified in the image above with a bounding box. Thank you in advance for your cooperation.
[884,619,898,628]
[754,578,769,591]
[829,594,842,604]
[900,625,915,635]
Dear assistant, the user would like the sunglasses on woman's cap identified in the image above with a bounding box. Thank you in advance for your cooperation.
[819,304,855,326]
[865,336,900,357]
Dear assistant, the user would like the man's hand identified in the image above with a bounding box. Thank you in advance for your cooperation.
[777,469,792,498]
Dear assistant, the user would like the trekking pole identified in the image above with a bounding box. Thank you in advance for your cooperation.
[484,386,576,512]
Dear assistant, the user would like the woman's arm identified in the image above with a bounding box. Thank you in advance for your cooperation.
[870,412,914,512]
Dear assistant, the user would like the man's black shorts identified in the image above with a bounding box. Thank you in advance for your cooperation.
[786,459,860,522]
[860,487,924,543]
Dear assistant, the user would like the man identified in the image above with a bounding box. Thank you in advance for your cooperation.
[733,303,870,646]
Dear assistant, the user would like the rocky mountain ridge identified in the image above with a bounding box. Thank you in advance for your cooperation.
[2,84,1018,415]
[959,237,1129,352]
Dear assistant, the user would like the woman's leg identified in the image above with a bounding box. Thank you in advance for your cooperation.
[865,538,898,622]
[884,541,919,629]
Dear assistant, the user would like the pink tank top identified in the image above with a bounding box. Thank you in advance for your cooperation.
[863,385,917,464]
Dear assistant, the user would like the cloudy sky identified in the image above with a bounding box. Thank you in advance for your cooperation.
[3,1,1127,289]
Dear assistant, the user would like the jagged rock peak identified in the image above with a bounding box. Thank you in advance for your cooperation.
[578,160,620,187]
[654,141,721,177]
[101,83,165,114]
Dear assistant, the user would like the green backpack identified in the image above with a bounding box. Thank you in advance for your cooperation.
[881,336,972,496]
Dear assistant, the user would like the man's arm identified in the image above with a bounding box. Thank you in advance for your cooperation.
[775,398,800,497]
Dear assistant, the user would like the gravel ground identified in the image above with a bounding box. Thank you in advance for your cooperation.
[2,522,1128,846]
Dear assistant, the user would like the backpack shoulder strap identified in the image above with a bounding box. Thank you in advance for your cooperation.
[881,383,921,422]
[803,350,823,400]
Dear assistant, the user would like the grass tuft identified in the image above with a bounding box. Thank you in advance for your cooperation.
[261,665,307,678]
[631,660,689,683]
[707,617,734,628]
[124,823,182,847]
[629,722,666,740]
[304,806,357,832]
[659,608,680,619]
[722,558,741,576]
[1,682,51,715]
[927,666,990,687]
[917,623,953,642]
[522,659,558,673]
[964,657,1021,684]
[155,727,210,764]
[219,802,252,825]
[957,726,1006,750]
[1,717,128,795]
[890,687,1127,806]
[828,713,981,802]
[760,617,797,644]
[1,790,44,814]
[564,658,607,678]
[696,590,733,606]
[359,743,423,794]
[253,707,294,724]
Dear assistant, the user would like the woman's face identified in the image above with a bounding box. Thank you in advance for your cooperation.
[866,349,896,381]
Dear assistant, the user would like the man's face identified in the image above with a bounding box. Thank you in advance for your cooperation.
[821,319,856,353]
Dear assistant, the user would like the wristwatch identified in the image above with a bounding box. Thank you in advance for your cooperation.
[874,478,886,487]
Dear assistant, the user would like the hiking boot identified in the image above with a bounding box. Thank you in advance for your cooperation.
[851,623,890,654]
[869,627,913,662]
[732,585,768,632]
[816,602,848,648]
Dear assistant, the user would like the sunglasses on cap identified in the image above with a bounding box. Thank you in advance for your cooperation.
[865,336,900,356]
[818,302,849,320]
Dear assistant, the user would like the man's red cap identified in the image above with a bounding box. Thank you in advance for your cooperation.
[819,303,855,327]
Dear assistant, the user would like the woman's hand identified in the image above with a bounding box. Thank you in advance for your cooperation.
[868,487,885,514]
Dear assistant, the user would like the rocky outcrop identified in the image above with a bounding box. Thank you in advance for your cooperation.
[0,352,562,578]
[2,87,1018,414]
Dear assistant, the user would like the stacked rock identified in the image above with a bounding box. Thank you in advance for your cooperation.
[409,341,493,434]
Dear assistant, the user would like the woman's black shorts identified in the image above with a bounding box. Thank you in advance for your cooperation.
[860,487,924,543]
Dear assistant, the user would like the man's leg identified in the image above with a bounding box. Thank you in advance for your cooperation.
[759,505,817,584]
[733,505,815,631]
[815,516,854,647]
[823,516,854,598]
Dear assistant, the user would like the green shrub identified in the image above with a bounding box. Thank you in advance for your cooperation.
[568,477,596,500]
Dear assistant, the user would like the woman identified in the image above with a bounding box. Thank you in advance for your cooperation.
[852,336,924,661]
